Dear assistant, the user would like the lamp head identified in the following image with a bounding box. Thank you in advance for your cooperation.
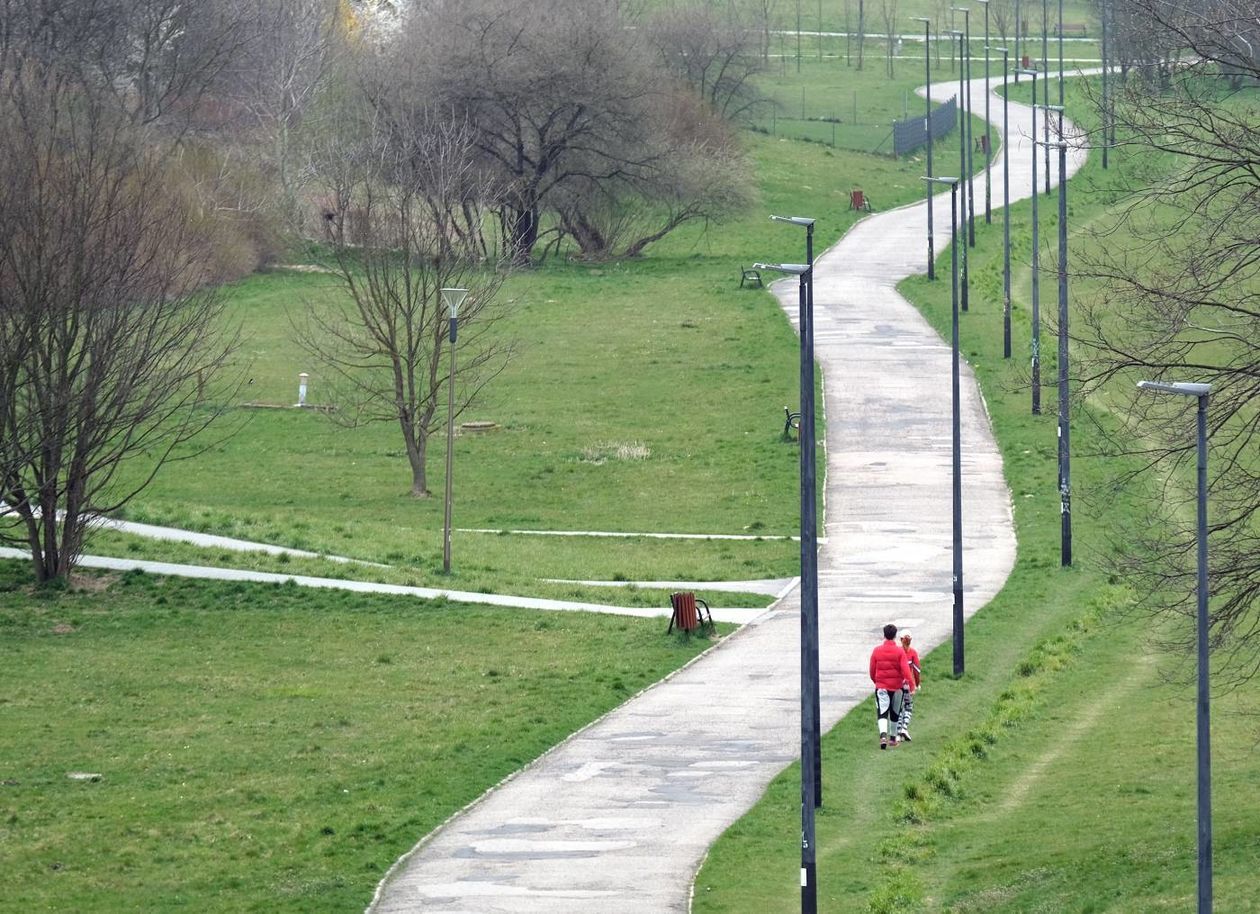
[752,262,809,276]
[770,214,816,228]
[987,45,1008,52]
[912,15,930,22]
[922,175,960,185]
[441,287,469,319]
[1138,381,1212,398]
[1015,67,1039,76]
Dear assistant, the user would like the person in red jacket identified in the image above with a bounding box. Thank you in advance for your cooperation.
[869,623,915,749]
[898,630,922,743]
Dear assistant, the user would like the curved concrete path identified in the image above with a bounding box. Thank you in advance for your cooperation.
[368,73,1086,914]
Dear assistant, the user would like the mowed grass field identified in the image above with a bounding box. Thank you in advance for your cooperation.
[693,78,1260,911]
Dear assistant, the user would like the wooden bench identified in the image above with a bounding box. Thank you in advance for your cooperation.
[849,188,873,212]
[1055,22,1087,37]
[668,592,714,635]
[740,266,763,288]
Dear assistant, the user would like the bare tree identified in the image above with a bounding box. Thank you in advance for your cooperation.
[645,4,766,120]
[879,0,900,77]
[856,0,867,69]
[1075,0,1260,685]
[0,0,249,130]
[554,89,753,259]
[396,0,664,265]
[0,66,239,583]
[221,0,347,230]
[302,99,512,498]
[990,0,1013,41]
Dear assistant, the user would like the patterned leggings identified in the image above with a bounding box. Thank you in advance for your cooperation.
[899,687,914,734]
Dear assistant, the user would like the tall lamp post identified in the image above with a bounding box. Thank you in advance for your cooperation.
[992,45,1011,358]
[752,259,819,914]
[977,0,992,224]
[952,7,976,246]
[914,17,936,281]
[951,30,970,311]
[923,175,965,677]
[1136,379,1213,914]
[1037,134,1071,566]
[1042,0,1051,194]
[769,214,822,810]
[1016,68,1042,414]
[441,287,468,574]
[1014,0,1022,81]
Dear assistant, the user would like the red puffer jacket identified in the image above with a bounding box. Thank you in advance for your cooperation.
[869,640,915,691]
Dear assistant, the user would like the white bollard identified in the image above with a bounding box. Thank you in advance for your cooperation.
[298,372,308,407]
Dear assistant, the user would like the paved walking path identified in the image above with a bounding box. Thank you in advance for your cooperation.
[369,73,1087,914]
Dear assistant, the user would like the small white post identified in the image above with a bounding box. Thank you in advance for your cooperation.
[297,372,308,407]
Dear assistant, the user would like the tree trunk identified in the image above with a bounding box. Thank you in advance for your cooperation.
[404,421,430,497]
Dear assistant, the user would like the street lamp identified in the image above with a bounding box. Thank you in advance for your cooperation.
[1036,134,1070,566]
[752,259,819,914]
[951,30,970,312]
[976,0,992,224]
[1018,68,1042,414]
[923,175,965,677]
[913,17,936,281]
[1014,0,1022,82]
[769,214,821,811]
[1042,0,1051,194]
[992,46,1011,358]
[952,7,976,247]
[440,287,468,575]
[1136,379,1213,914]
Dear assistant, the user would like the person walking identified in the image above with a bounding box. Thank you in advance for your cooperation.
[898,631,922,743]
[869,623,916,749]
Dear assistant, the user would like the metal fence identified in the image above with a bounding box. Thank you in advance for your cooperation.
[891,96,958,157]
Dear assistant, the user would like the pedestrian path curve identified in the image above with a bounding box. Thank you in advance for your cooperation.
[368,72,1089,914]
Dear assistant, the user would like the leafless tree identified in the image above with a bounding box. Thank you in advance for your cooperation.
[0,0,249,130]
[1075,0,1260,685]
[301,98,512,498]
[856,0,867,69]
[396,0,664,265]
[990,0,1013,42]
[879,0,899,77]
[0,66,239,583]
[220,0,347,230]
[554,89,753,259]
[645,4,767,120]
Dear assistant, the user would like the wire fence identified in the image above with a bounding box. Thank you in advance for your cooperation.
[743,85,960,157]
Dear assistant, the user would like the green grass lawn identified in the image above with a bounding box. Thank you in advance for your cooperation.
[693,78,1260,912]
[0,564,724,913]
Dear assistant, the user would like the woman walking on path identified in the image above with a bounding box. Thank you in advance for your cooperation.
[898,631,922,743]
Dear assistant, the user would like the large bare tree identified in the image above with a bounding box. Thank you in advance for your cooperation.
[1076,0,1260,685]
[302,97,511,497]
[397,0,682,264]
[645,4,766,120]
[0,66,239,583]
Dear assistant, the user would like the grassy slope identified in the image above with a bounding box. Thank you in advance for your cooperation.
[694,79,1260,912]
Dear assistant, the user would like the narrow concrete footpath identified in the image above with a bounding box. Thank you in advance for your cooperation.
[369,74,1087,914]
